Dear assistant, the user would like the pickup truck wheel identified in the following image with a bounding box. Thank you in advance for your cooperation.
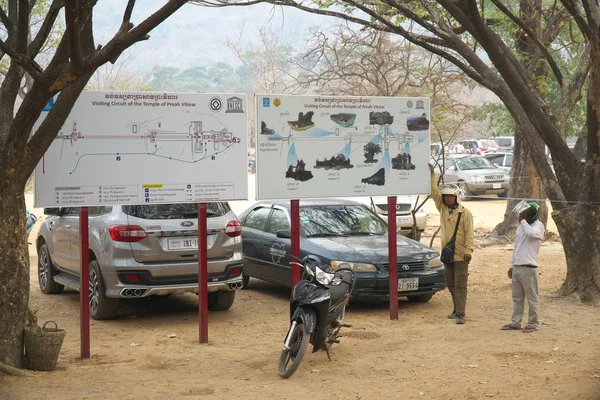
[207,290,236,311]
[406,293,434,303]
[89,260,119,320]
[497,190,508,198]
[241,273,250,289]
[38,244,64,294]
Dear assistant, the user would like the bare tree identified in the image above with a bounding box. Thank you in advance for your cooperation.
[226,23,298,93]
[86,50,159,91]
[196,0,600,302]
[295,25,480,142]
[0,0,190,370]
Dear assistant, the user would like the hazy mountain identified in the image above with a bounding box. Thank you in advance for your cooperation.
[92,1,336,71]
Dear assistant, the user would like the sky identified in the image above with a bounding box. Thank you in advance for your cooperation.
[92,1,338,71]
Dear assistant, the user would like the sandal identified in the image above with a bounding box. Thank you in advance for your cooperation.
[522,325,538,333]
[501,324,521,330]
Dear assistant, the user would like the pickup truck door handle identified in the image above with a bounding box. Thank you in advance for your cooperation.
[64,224,70,228]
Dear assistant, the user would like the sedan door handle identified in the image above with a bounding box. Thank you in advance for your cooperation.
[64,224,70,228]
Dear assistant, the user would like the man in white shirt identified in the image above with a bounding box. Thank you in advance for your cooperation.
[502,201,545,333]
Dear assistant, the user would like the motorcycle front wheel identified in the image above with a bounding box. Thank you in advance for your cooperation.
[278,322,310,378]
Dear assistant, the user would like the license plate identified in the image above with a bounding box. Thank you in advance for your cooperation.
[398,278,419,291]
[492,183,501,189]
[397,216,413,225]
[167,238,198,250]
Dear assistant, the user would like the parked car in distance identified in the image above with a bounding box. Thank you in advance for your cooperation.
[491,136,515,151]
[238,199,445,303]
[483,151,513,173]
[458,139,500,155]
[356,196,427,241]
[36,203,244,319]
[431,154,510,200]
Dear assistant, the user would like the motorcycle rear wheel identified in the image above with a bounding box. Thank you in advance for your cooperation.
[278,322,310,378]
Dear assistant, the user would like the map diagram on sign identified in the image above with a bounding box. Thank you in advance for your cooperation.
[52,117,241,175]
[255,95,431,200]
[34,92,248,207]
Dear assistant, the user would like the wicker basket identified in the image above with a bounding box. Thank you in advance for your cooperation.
[24,321,66,371]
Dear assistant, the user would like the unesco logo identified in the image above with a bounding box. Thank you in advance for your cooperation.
[209,96,223,112]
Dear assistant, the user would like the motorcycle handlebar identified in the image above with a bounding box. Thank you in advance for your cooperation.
[290,255,303,263]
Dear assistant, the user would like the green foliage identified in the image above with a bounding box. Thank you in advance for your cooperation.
[146,63,252,93]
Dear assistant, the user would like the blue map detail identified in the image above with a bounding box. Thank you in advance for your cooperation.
[303,127,335,137]
[381,150,391,180]
[403,143,411,154]
[414,131,429,144]
[340,141,352,159]
[267,133,285,141]
[288,142,299,166]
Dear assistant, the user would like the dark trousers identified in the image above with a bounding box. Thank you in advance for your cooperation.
[444,261,469,317]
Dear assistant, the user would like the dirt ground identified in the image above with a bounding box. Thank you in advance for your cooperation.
[1,194,600,400]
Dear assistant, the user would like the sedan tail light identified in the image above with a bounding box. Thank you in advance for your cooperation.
[225,220,242,237]
[109,225,147,242]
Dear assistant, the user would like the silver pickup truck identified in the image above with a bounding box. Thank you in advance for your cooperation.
[36,203,243,319]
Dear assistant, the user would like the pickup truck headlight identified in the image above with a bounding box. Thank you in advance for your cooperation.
[469,176,485,184]
[428,257,443,269]
[503,175,510,182]
[331,261,377,272]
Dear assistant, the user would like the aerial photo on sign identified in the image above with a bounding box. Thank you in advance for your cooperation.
[34,92,248,207]
[255,95,430,200]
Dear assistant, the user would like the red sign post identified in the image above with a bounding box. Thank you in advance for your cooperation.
[290,199,301,287]
[198,203,208,344]
[387,197,398,320]
[79,207,90,358]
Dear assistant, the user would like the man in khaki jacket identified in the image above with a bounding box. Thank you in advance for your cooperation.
[429,165,475,324]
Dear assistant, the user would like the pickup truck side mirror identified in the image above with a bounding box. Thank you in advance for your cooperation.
[276,230,291,239]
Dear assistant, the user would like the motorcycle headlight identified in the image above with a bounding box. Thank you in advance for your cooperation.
[331,261,377,272]
[314,265,335,285]
[428,257,443,269]
[469,176,485,184]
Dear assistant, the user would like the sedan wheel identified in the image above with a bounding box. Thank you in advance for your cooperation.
[457,183,472,201]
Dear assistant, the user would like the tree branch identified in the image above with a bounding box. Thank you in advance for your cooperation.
[85,0,187,69]
[16,0,28,54]
[0,6,14,33]
[0,39,43,79]
[0,361,32,377]
[64,0,83,73]
[28,0,63,61]
[560,0,593,39]
[557,43,591,123]
[489,0,564,89]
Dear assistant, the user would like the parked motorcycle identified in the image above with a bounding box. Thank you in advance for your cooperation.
[278,255,356,378]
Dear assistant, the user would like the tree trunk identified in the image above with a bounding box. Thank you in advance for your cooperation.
[0,181,29,368]
[489,0,548,240]
[490,129,548,239]
[555,205,600,301]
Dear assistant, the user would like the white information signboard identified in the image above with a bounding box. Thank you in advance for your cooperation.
[34,92,248,207]
[255,95,430,200]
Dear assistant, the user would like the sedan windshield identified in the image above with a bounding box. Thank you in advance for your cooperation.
[456,157,497,170]
[300,205,387,237]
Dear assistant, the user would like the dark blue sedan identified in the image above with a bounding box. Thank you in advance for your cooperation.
[238,199,445,302]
